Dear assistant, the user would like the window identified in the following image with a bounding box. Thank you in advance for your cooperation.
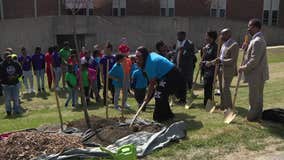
[112,0,126,16]
[263,0,280,26]
[210,9,217,17]
[210,0,226,18]
[263,10,269,25]
[160,0,175,17]
[272,10,279,25]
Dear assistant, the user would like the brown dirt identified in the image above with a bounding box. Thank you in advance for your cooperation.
[0,131,83,160]
[67,116,163,146]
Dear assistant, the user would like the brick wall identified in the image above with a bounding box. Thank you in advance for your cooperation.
[38,0,58,16]
[226,0,263,21]
[279,0,284,27]
[126,0,160,16]
[176,0,210,16]
[3,0,34,19]
[93,0,112,16]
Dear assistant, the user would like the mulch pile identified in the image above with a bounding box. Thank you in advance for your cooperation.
[0,116,162,160]
[0,131,83,160]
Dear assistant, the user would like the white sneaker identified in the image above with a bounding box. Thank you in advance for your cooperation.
[124,103,131,109]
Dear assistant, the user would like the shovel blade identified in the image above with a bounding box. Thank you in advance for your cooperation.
[224,110,237,124]
[206,100,215,113]
[185,98,194,109]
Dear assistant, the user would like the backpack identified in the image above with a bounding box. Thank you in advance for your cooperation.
[262,108,284,124]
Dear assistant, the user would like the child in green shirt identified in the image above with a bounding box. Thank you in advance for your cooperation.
[65,65,78,108]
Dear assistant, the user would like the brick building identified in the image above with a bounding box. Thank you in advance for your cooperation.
[0,0,283,27]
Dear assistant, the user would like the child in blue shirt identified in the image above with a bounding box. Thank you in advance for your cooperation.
[131,68,148,111]
[108,54,125,110]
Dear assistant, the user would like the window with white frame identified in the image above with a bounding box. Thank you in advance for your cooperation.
[160,0,175,17]
[112,0,126,16]
[210,0,226,18]
[263,0,280,26]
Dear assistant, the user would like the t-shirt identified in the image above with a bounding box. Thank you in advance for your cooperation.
[65,72,77,88]
[59,48,72,64]
[18,55,32,71]
[122,57,132,75]
[81,70,89,87]
[88,67,97,82]
[99,55,116,78]
[52,52,62,68]
[144,52,174,80]
[32,53,45,70]
[131,68,148,89]
[108,63,124,88]
[0,60,23,85]
[130,63,138,76]
[45,52,52,69]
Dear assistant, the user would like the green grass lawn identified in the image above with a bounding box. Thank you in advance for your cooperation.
[1,47,284,160]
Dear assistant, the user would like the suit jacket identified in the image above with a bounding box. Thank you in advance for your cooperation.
[221,41,239,79]
[243,32,269,83]
[176,40,196,73]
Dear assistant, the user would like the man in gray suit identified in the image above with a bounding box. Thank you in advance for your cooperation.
[217,28,239,110]
[239,19,269,122]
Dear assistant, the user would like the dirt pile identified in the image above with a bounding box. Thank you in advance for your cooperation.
[67,116,163,146]
[0,131,83,160]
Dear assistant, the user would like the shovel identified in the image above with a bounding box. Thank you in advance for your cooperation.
[129,101,148,128]
[224,34,249,124]
[105,59,109,119]
[187,48,207,108]
[206,36,222,113]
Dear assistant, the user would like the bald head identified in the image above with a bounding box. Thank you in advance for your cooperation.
[220,28,232,42]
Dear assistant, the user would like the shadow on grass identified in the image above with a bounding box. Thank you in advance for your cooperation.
[36,92,51,100]
[21,93,35,101]
[174,113,204,132]
[190,103,205,110]
[236,106,284,139]
[230,84,249,88]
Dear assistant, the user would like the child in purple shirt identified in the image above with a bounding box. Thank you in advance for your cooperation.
[52,46,62,91]
[18,47,34,93]
[99,42,116,105]
[32,47,45,93]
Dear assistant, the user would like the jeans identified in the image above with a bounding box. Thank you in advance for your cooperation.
[114,86,129,107]
[2,84,20,113]
[35,69,45,91]
[65,88,77,107]
[53,67,62,88]
[114,87,121,106]
[23,70,34,92]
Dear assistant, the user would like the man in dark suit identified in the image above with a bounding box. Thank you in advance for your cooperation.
[176,31,197,104]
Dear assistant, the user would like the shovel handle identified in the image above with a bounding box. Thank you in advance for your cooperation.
[232,34,249,110]
[129,101,148,127]
[105,60,109,119]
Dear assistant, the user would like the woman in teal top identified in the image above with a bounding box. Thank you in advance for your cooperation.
[135,46,186,122]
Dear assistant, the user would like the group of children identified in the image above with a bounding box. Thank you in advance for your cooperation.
[63,41,148,110]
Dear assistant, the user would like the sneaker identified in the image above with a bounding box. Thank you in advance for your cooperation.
[6,111,11,116]
[215,89,221,96]
[114,105,121,111]
[30,89,35,94]
[124,103,131,109]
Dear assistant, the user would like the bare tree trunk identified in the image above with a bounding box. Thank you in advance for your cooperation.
[72,13,91,129]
